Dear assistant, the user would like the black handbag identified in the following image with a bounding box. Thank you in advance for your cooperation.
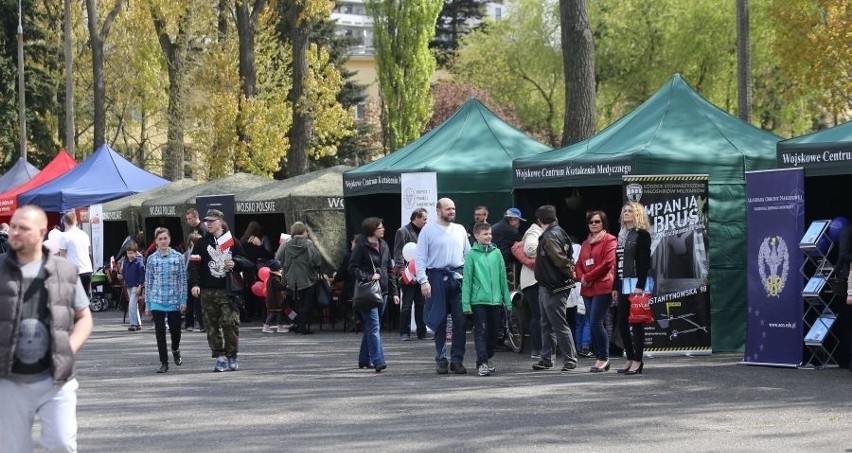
[352,255,383,310]
[316,274,332,307]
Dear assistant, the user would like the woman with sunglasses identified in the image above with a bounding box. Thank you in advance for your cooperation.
[612,202,652,375]
[575,211,617,372]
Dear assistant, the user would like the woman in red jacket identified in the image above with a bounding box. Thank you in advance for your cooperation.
[576,210,617,372]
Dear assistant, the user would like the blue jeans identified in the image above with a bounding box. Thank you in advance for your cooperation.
[574,312,591,349]
[359,295,387,367]
[426,270,466,364]
[585,294,611,360]
[472,304,501,366]
[522,284,542,355]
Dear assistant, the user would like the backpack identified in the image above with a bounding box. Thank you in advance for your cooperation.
[0,234,9,254]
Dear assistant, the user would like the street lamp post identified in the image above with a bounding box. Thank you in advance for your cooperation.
[17,0,27,161]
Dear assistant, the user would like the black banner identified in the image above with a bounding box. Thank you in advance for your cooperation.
[623,175,711,355]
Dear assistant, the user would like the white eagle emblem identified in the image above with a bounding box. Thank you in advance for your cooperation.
[757,236,789,297]
[207,244,229,278]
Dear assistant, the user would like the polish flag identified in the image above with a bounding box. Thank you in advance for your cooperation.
[217,231,234,253]
[402,260,417,285]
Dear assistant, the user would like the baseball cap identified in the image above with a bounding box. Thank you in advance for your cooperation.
[203,209,225,221]
[266,259,282,272]
[504,207,526,222]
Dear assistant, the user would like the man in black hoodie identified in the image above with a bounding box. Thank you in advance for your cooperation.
[188,209,249,372]
[393,208,429,341]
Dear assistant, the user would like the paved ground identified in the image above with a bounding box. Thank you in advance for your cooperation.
[57,310,852,452]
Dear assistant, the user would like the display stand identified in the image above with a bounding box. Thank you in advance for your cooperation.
[798,220,840,369]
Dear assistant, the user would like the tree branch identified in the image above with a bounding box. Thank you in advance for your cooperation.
[101,0,127,41]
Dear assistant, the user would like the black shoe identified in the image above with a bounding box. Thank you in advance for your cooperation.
[624,362,644,375]
[562,362,578,372]
[172,349,182,366]
[156,362,169,373]
[358,363,375,369]
[532,360,554,371]
[436,360,449,375]
[374,363,387,373]
[449,362,467,375]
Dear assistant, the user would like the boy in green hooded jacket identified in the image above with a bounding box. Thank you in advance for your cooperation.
[462,222,511,376]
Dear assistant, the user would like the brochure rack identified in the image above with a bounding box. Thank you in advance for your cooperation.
[798,220,840,369]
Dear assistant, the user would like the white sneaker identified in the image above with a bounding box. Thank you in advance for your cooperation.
[277,325,288,333]
[477,363,491,376]
[262,324,273,333]
[486,359,497,373]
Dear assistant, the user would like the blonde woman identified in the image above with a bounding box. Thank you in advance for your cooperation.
[612,202,652,375]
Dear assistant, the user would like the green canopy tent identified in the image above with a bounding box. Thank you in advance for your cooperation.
[343,98,551,246]
[235,165,352,272]
[513,74,781,352]
[100,178,199,262]
[141,172,270,248]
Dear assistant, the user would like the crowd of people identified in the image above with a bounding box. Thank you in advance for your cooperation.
[3,196,852,450]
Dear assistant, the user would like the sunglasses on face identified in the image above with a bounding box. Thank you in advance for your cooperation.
[588,219,602,225]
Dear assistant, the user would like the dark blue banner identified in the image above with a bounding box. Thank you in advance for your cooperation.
[744,169,804,366]
[197,194,236,231]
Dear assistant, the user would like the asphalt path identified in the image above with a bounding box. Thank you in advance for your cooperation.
[56,310,852,452]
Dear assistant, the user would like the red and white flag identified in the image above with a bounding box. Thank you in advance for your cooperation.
[217,231,234,253]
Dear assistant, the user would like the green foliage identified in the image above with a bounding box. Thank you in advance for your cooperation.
[0,0,61,169]
[367,0,443,152]
[454,0,564,145]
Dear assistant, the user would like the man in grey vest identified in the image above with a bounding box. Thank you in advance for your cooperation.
[0,205,93,452]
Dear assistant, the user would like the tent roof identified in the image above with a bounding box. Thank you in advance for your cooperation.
[513,74,781,188]
[0,150,77,217]
[18,144,169,211]
[102,178,199,221]
[343,98,551,196]
[141,172,270,218]
[0,158,40,193]
[236,166,350,213]
[776,121,852,176]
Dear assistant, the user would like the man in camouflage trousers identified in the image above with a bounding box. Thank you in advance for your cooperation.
[188,209,249,372]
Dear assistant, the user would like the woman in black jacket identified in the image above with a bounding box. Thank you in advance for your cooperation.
[349,218,398,372]
[612,202,653,375]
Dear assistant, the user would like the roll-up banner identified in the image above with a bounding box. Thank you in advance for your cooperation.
[90,204,104,271]
[623,175,711,355]
[400,172,437,228]
[743,168,804,367]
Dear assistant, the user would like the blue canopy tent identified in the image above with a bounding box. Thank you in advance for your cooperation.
[19,144,168,212]
[0,157,39,192]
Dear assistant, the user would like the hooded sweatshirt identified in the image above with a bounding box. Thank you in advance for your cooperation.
[461,242,511,313]
[283,236,321,291]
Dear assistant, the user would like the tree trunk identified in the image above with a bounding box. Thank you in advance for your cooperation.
[85,0,125,152]
[280,1,311,179]
[736,0,752,123]
[152,7,191,181]
[218,0,230,42]
[559,0,596,146]
[236,0,266,99]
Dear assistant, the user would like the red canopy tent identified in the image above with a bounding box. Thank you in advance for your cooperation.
[0,150,77,223]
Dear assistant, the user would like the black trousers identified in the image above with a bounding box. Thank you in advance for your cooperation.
[295,284,318,332]
[152,310,182,364]
[617,294,645,361]
[184,294,204,329]
[79,272,93,299]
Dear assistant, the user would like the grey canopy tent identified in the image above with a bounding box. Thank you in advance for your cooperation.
[235,165,351,272]
[140,172,270,247]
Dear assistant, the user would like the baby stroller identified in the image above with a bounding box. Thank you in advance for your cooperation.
[89,267,111,312]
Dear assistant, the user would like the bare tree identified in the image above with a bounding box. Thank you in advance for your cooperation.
[736,0,751,122]
[559,0,595,146]
[85,0,126,150]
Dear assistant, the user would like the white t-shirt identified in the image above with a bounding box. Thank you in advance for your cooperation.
[59,226,93,274]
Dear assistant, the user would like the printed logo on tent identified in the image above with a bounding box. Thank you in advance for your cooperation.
[757,236,789,297]
[625,183,643,202]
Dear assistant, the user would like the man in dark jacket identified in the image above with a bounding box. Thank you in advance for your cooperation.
[491,207,525,266]
[188,209,249,372]
[531,205,578,372]
[393,207,429,341]
[0,205,93,452]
